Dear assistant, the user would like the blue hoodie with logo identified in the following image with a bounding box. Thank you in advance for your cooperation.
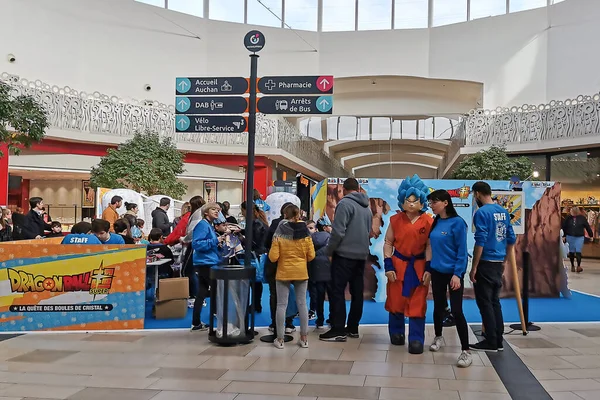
[473,203,517,262]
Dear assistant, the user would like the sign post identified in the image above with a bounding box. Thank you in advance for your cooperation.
[243,30,265,274]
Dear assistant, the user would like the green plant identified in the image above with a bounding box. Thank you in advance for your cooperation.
[90,130,187,198]
[0,82,49,156]
[452,145,534,180]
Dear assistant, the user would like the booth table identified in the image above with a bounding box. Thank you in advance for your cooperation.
[147,259,172,299]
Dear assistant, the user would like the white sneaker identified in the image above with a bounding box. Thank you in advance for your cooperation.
[285,325,296,334]
[457,350,473,368]
[429,336,444,352]
[297,338,309,348]
[273,338,284,349]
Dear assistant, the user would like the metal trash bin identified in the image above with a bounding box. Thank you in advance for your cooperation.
[208,265,256,345]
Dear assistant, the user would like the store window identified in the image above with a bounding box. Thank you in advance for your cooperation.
[394,0,428,29]
[284,0,318,31]
[248,0,283,28]
[168,0,203,17]
[136,0,165,7]
[552,150,600,259]
[470,0,506,20]
[209,0,244,23]
[432,0,467,27]
[358,0,392,31]
[322,0,356,31]
[509,0,547,13]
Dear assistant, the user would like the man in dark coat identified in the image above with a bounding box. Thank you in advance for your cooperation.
[22,197,52,239]
[152,197,172,236]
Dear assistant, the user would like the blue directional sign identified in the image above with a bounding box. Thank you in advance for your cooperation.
[176,77,249,95]
[176,115,248,133]
[175,96,248,115]
[257,96,333,115]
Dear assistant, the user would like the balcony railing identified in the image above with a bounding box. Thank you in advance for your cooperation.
[464,94,600,146]
[2,72,348,177]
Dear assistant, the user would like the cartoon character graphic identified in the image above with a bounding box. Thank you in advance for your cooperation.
[383,174,433,354]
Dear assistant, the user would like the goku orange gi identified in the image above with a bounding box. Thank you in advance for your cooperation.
[383,175,433,354]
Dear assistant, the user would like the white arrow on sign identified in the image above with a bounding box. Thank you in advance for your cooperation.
[178,81,189,91]
[177,118,187,128]
[318,78,330,89]
[319,98,330,107]
[178,99,188,109]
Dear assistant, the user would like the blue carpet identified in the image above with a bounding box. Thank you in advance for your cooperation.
[143,285,600,329]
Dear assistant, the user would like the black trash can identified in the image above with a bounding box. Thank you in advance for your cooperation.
[208,265,256,345]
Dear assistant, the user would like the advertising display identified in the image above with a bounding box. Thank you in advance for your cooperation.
[312,178,562,301]
[0,244,147,332]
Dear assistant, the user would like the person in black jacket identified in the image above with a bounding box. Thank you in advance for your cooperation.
[152,197,171,236]
[241,201,269,313]
[22,197,52,239]
[310,217,333,328]
[264,202,296,333]
[562,206,594,273]
[114,219,136,244]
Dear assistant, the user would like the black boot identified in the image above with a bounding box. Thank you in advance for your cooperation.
[408,340,424,354]
[390,333,405,346]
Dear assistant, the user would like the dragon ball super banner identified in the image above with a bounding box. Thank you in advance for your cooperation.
[0,244,147,332]
[312,179,560,300]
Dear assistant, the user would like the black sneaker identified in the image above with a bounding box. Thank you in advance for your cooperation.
[346,327,359,338]
[498,340,504,352]
[470,340,498,352]
[319,329,347,342]
[190,322,208,331]
[308,310,316,320]
[285,323,296,334]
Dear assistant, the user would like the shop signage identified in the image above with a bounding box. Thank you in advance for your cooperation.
[175,96,248,115]
[258,75,334,95]
[257,95,333,115]
[244,30,266,53]
[175,77,249,95]
[175,115,248,133]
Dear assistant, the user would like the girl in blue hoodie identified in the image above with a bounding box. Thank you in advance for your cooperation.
[425,189,472,368]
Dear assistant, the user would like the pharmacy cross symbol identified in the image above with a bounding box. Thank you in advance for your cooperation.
[264,79,276,90]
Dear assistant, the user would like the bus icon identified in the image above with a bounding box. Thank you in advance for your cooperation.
[275,100,288,111]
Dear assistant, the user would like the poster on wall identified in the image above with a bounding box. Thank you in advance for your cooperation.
[82,181,95,208]
[471,191,525,235]
[204,181,217,203]
[312,178,561,301]
[0,244,147,332]
[95,187,112,217]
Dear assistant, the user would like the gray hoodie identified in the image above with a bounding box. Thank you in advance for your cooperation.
[327,192,372,260]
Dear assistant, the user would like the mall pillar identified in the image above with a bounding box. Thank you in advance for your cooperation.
[0,144,8,206]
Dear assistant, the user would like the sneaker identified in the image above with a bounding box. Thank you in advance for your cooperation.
[470,340,498,352]
[577,266,584,273]
[429,336,444,352]
[498,340,504,352]
[319,329,347,342]
[457,350,473,368]
[273,338,284,349]
[268,324,275,333]
[187,299,194,308]
[190,322,208,331]
[202,299,207,307]
[285,324,296,334]
[315,320,324,329]
[308,310,316,320]
[297,338,309,348]
[346,327,359,338]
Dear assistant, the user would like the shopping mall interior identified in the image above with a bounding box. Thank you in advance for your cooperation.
[1,0,600,399]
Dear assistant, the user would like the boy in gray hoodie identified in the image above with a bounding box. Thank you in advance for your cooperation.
[320,178,372,342]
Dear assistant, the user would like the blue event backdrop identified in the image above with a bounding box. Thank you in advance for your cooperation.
[312,179,556,303]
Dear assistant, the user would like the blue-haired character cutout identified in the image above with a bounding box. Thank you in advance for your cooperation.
[383,174,433,354]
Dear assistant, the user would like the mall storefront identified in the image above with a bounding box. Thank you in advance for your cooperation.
[524,150,600,259]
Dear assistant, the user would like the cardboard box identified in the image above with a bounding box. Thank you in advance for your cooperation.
[154,299,188,319]
[157,277,189,301]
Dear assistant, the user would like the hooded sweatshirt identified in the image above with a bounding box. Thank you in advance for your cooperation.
[327,192,372,260]
[310,231,331,282]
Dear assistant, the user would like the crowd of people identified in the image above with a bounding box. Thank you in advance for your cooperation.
[0,179,520,368]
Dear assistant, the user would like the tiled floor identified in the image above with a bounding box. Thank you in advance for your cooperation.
[0,325,506,400]
[1,258,599,400]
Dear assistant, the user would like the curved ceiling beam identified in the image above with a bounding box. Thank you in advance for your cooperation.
[324,139,450,155]
[352,162,438,173]
[343,153,443,169]
[334,145,447,161]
